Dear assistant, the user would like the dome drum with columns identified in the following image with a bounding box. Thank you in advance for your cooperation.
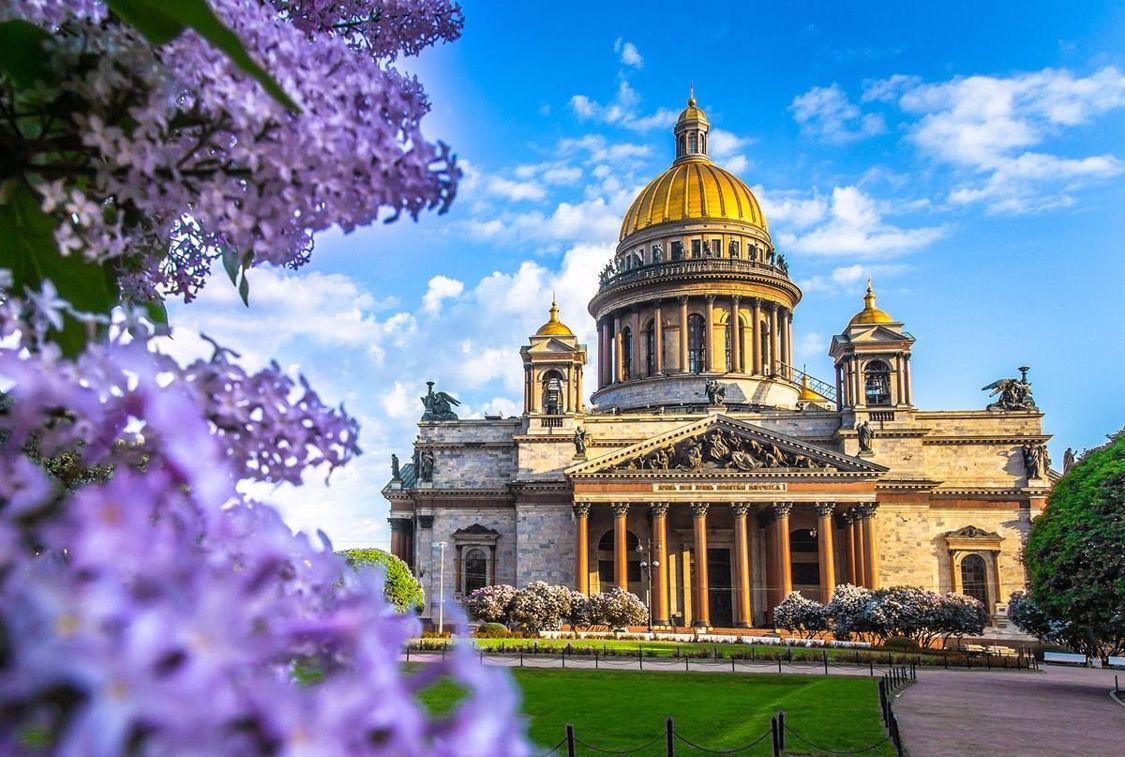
[382,91,1052,635]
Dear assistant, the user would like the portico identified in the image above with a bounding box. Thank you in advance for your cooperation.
[566,413,886,628]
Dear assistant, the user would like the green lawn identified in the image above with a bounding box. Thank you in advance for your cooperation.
[419,668,895,756]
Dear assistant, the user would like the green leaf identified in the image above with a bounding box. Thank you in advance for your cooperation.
[105,0,185,44]
[106,0,300,112]
[221,246,240,285]
[144,297,168,326]
[0,20,56,87]
[238,271,250,307]
[0,181,117,356]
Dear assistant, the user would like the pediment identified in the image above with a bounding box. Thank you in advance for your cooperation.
[841,325,914,344]
[566,415,887,477]
[524,337,582,355]
[945,525,1000,540]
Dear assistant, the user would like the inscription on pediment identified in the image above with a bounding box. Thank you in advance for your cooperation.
[608,428,838,472]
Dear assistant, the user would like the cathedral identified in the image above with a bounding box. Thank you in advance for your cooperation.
[383,94,1052,630]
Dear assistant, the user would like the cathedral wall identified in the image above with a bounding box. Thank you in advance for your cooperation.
[515,503,575,586]
[417,508,518,617]
[428,446,517,488]
[875,500,1032,605]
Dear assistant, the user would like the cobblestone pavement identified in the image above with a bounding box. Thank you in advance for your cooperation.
[894,664,1124,756]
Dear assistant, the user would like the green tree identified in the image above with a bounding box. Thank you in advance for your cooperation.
[1019,429,1125,660]
[338,548,424,613]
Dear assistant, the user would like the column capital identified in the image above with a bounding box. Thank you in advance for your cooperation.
[772,501,793,518]
[815,502,836,518]
[858,502,880,518]
[651,502,670,517]
[612,502,630,517]
[705,294,715,303]
[730,502,751,516]
[691,502,710,518]
[573,502,591,518]
[653,298,664,309]
[732,294,742,304]
[678,295,689,305]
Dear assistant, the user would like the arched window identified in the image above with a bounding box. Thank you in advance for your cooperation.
[644,320,656,376]
[622,327,634,379]
[687,314,706,374]
[678,135,687,157]
[463,548,488,595]
[689,133,698,154]
[864,360,892,406]
[542,370,563,414]
[960,554,988,605]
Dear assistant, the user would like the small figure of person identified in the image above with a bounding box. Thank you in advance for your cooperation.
[574,426,587,456]
[857,420,874,452]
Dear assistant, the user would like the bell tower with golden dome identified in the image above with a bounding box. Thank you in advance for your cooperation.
[521,298,588,417]
[590,91,802,412]
[829,280,915,415]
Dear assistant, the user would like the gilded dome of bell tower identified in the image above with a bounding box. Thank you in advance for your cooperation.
[589,90,803,414]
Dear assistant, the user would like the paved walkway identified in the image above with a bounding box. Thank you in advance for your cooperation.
[895,664,1124,756]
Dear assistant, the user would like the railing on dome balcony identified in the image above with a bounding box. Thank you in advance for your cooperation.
[598,256,790,292]
[778,362,838,403]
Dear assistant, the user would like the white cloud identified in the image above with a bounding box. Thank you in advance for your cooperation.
[790,83,886,143]
[614,38,644,68]
[485,175,547,202]
[569,80,677,132]
[753,186,829,230]
[422,275,464,314]
[774,186,945,257]
[799,262,909,294]
[709,128,754,175]
[872,66,1125,213]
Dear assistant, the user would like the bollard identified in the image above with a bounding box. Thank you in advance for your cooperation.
[770,715,781,757]
[441,646,445,660]
[731,655,736,673]
[869,659,874,677]
[595,652,598,670]
[778,657,783,674]
[562,651,565,668]
[520,651,523,668]
[565,724,576,757]
[639,650,643,670]
[1115,675,1119,694]
[943,651,948,669]
[823,650,829,676]
[406,646,410,662]
[480,650,483,664]
[777,711,786,750]
[666,717,675,757]
[987,653,991,671]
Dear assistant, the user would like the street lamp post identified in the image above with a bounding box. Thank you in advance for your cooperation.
[437,541,447,635]
[638,540,658,632]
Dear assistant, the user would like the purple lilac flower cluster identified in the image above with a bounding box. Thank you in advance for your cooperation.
[0,307,528,755]
[6,0,462,302]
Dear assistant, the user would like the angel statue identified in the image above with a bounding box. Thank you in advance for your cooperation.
[420,381,461,421]
[982,367,1036,411]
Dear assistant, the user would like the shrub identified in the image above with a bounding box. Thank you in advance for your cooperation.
[883,636,920,652]
[566,590,592,628]
[509,581,573,633]
[825,584,874,640]
[474,622,510,639]
[465,584,519,624]
[589,588,648,628]
[337,548,424,612]
[773,592,827,638]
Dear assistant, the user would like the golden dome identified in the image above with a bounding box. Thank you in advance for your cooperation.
[619,159,768,241]
[848,280,895,326]
[798,374,827,403]
[535,298,574,336]
[677,86,707,124]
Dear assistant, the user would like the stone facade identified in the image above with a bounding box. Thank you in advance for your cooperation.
[382,94,1052,630]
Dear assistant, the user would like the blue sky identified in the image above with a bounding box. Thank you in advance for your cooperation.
[169,0,1125,548]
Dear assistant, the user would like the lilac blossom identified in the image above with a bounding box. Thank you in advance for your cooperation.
[5,0,462,303]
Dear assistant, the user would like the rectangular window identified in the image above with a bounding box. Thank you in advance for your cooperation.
[713,239,722,257]
[671,241,684,260]
[691,239,701,258]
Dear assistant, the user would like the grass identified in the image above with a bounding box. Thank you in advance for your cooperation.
[418,667,896,756]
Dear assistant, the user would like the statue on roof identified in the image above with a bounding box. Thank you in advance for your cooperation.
[705,379,726,406]
[982,366,1036,411]
[574,426,587,456]
[856,420,874,452]
[391,453,401,480]
[421,381,461,421]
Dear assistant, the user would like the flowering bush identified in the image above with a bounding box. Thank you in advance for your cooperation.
[0,2,530,755]
[338,548,424,612]
[589,588,649,629]
[508,581,573,633]
[825,584,875,640]
[465,584,520,624]
[566,589,593,628]
[772,592,828,638]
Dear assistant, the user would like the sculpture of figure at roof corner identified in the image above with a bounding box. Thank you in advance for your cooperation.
[982,366,1036,411]
[421,380,461,421]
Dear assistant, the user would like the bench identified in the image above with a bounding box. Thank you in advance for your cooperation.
[1043,651,1087,665]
